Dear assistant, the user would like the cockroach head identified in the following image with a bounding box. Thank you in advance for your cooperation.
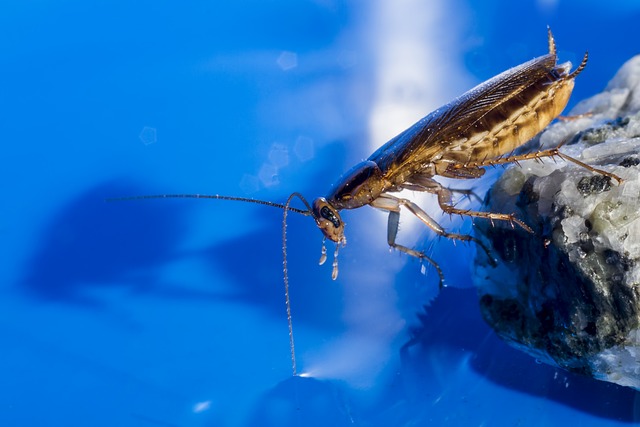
[312,197,345,243]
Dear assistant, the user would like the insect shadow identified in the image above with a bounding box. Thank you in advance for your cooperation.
[398,286,640,422]
[20,180,221,307]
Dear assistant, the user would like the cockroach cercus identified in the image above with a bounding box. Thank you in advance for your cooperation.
[114,28,622,376]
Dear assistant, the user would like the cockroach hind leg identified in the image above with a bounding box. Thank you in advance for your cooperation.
[556,151,623,185]
[407,176,530,233]
[462,144,623,185]
[514,217,534,233]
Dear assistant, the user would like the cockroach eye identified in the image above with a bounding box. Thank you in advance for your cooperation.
[312,197,345,243]
[320,206,340,228]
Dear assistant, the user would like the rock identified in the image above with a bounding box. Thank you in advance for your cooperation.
[474,55,640,389]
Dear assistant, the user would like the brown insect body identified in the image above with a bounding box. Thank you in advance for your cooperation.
[323,31,573,210]
[310,29,605,284]
[115,29,623,377]
[369,53,575,180]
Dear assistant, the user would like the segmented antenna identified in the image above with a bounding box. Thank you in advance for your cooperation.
[282,192,314,377]
[109,191,315,376]
[107,193,311,215]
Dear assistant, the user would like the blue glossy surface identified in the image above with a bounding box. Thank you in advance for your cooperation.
[2,1,640,426]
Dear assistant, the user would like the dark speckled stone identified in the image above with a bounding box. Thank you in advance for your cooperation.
[474,55,640,390]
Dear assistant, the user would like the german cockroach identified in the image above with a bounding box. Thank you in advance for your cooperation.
[115,28,622,376]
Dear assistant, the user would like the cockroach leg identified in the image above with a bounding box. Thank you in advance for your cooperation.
[453,146,623,185]
[555,151,623,184]
[439,189,533,233]
[385,210,445,288]
[403,176,534,233]
[402,182,483,205]
[371,193,497,276]
[439,164,487,179]
[393,243,445,288]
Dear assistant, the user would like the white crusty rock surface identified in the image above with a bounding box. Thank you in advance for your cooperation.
[474,55,640,389]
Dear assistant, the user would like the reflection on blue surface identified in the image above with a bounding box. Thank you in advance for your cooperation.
[2,0,640,426]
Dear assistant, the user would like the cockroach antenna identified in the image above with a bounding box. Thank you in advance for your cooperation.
[281,192,315,376]
[108,192,318,377]
[107,193,312,215]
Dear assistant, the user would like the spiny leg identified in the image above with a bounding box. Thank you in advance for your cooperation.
[373,193,496,250]
[403,182,484,207]
[556,151,623,184]
[405,175,533,233]
[448,145,623,184]
[371,194,497,287]
[387,210,445,288]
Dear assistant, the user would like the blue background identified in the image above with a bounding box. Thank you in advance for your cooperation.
[2,1,640,426]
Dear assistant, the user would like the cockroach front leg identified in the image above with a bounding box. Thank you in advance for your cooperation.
[404,175,533,233]
[386,209,445,288]
[371,194,496,287]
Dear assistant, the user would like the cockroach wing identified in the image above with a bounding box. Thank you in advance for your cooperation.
[369,52,560,183]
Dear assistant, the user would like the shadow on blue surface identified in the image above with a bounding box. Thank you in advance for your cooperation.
[20,163,640,425]
[243,284,640,426]
[403,286,640,422]
[19,142,351,324]
[20,180,214,306]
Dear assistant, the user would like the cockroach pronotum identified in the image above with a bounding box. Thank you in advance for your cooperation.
[114,28,622,376]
